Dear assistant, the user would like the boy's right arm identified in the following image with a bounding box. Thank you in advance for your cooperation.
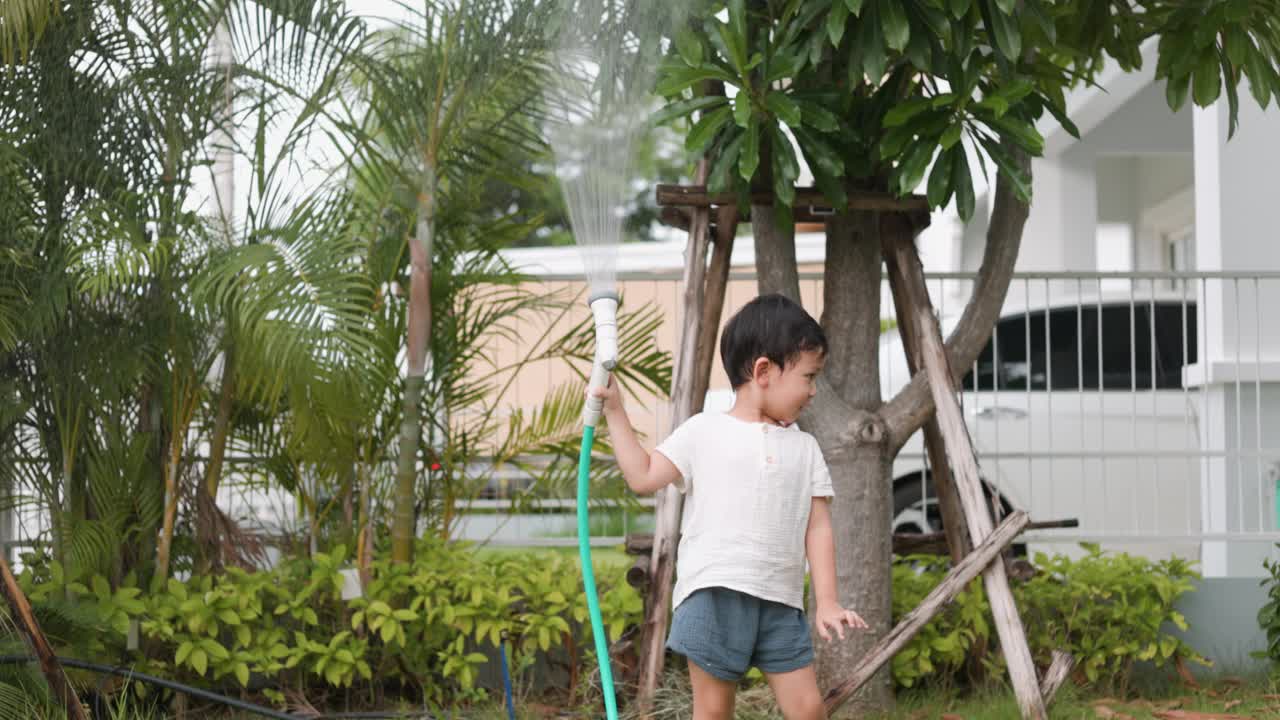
[593,384,682,495]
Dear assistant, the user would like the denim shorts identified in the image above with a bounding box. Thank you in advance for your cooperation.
[666,586,814,682]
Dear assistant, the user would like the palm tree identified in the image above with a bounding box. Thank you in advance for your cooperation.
[346,0,553,563]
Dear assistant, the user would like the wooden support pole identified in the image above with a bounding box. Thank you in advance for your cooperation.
[691,204,736,406]
[1040,650,1077,703]
[635,159,713,714]
[656,184,929,212]
[916,306,1048,720]
[882,234,971,563]
[0,556,88,720]
[893,518,1078,556]
[823,511,1030,714]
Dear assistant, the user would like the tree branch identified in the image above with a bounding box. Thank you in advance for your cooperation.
[879,144,1030,453]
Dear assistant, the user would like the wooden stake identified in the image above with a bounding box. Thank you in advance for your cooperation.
[690,204,736,406]
[823,510,1030,714]
[882,235,971,563]
[916,306,1048,720]
[0,555,88,720]
[1040,650,1076,703]
[635,159,713,714]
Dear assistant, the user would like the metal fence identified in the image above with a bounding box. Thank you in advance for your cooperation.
[5,271,1279,570]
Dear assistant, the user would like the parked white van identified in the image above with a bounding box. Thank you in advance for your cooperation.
[882,288,1202,561]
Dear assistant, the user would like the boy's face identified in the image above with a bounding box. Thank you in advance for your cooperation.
[762,349,825,425]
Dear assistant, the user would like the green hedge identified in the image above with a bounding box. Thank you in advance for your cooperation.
[15,541,1204,710]
[892,544,1206,690]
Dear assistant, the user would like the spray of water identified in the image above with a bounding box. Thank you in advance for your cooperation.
[547,0,681,297]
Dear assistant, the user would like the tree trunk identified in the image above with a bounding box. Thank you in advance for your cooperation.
[392,165,436,564]
[751,203,800,302]
[199,345,236,568]
[804,212,894,714]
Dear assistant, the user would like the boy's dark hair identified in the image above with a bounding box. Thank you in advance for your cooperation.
[720,293,827,388]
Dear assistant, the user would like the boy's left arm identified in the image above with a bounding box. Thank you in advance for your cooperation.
[806,497,868,642]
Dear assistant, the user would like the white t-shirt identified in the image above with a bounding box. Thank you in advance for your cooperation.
[656,412,834,611]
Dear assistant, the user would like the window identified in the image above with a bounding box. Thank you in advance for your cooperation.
[962,302,1197,392]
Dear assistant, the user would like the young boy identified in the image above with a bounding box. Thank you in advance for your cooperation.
[591,293,866,720]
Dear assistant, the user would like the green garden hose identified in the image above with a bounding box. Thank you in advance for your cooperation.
[580,291,620,720]
[578,423,619,720]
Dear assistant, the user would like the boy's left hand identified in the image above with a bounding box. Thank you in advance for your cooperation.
[813,603,868,642]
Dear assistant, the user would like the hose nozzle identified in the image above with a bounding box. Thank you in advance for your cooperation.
[583,291,619,428]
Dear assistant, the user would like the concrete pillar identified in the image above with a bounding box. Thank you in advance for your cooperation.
[1191,88,1280,577]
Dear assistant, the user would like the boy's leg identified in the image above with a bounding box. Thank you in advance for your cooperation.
[688,659,737,720]
[764,665,825,720]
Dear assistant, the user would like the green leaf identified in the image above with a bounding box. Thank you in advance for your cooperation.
[895,142,935,194]
[828,1,850,46]
[846,0,866,15]
[176,641,194,666]
[191,649,208,676]
[795,99,841,132]
[651,96,728,128]
[1245,46,1275,109]
[1043,94,1081,138]
[235,663,250,687]
[794,127,845,177]
[987,115,1044,155]
[771,125,800,206]
[950,0,972,19]
[1193,50,1222,107]
[675,27,704,67]
[940,123,963,149]
[981,138,1032,203]
[884,98,932,127]
[740,115,761,181]
[1166,74,1192,112]
[686,105,733,155]
[721,0,750,73]
[654,62,736,97]
[880,0,911,52]
[728,0,747,45]
[734,92,754,127]
[1224,27,1250,68]
[994,0,1016,13]
[92,576,111,602]
[982,0,1021,61]
[708,130,745,192]
[953,147,976,220]
[928,147,956,208]
[765,92,802,127]
[766,48,806,82]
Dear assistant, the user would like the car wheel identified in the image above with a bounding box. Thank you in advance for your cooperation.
[892,473,1025,557]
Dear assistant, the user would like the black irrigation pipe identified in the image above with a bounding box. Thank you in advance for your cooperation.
[0,655,422,719]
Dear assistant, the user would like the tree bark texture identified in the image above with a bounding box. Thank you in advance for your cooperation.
[804,213,893,714]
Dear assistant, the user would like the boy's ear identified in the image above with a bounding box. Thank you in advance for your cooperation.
[751,357,773,385]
